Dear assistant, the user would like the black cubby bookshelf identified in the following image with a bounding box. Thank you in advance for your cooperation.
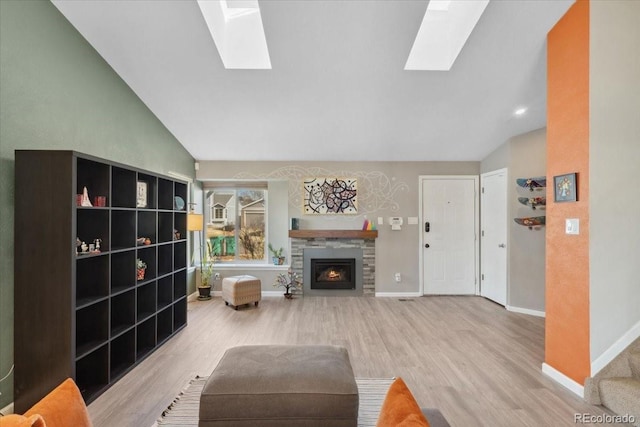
[14,150,189,412]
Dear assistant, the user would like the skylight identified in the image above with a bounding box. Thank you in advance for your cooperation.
[405,0,490,71]
[197,0,271,69]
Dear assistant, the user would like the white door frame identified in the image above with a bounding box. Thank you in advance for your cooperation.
[418,175,480,296]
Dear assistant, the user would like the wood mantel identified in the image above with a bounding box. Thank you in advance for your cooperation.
[289,229,378,239]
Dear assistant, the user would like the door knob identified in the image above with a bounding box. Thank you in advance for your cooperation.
[425,243,430,248]
[498,243,506,248]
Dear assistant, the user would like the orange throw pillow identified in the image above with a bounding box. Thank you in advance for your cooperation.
[376,378,430,427]
[24,378,92,427]
[0,414,45,427]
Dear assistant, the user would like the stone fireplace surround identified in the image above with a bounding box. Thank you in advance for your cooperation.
[289,230,377,296]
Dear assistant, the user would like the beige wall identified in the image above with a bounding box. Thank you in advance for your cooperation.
[589,0,640,362]
[508,129,547,312]
[480,128,546,314]
[197,161,480,293]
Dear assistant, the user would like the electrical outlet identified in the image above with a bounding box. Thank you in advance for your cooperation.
[394,273,401,282]
[214,273,221,280]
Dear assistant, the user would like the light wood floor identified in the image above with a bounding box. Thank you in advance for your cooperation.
[88,295,627,426]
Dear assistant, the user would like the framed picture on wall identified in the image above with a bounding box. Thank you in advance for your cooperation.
[554,173,577,202]
[303,177,358,215]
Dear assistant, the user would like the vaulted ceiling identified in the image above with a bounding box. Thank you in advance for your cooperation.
[52,0,574,161]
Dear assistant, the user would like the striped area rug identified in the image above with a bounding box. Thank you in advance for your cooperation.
[153,377,394,427]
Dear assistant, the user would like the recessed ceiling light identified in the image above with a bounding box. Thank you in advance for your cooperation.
[514,107,528,116]
[405,0,490,71]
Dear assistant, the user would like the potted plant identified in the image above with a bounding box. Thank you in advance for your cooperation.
[273,269,302,299]
[198,240,214,300]
[136,258,147,280]
[268,243,285,265]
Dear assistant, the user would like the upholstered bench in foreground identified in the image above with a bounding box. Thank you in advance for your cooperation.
[221,275,261,310]
[199,345,359,427]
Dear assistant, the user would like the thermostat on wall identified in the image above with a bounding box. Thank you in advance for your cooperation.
[389,217,403,230]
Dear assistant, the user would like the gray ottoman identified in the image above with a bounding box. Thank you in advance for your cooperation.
[199,345,359,427]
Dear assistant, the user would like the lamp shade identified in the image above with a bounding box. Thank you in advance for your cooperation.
[187,213,204,231]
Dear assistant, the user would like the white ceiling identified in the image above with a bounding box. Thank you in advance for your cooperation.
[52,0,574,162]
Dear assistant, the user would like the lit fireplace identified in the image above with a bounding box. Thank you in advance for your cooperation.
[310,258,356,290]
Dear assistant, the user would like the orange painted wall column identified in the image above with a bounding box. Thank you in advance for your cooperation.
[546,0,591,385]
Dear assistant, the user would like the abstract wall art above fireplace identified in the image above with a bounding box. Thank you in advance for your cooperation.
[303,177,357,215]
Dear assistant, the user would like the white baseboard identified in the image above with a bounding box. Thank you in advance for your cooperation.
[542,363,584,398]
[506,305,546,318]
[190,291,295,300]
[591,318,640,376]
[1,402,14,415]
[375,292,423,298]
[261,291,286,297]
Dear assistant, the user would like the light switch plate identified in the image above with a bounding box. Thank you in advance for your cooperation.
[407,217,418,225]
[378,217,384,225]
[566,218,579,235]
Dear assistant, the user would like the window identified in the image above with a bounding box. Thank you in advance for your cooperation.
[205,188,267,263]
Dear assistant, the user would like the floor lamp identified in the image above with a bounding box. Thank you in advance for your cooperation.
[187,211,204,266]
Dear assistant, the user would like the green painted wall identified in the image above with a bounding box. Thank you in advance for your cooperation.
[0,0,194,406]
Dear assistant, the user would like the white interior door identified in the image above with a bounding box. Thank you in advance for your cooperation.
[480,169,508,305]
[421,177,478,295]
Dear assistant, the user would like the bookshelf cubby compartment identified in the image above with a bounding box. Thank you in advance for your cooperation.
[136,317,156,360]
[137,173,157,209]
[77,158,109,207]
[174,241,187,270]
[77,209,109,252]
[111,251,136,293]
[174,182,187,207]
[158,178,174,211]
[112,167,136,208]
[173,270,187,300]
[157,307,173,343]
[137,282,157,322]
[110,330,135,381]
[112,210,136,250]
[158,276,173,310]
[75,344,109,400]
[137,246,157,282]
[174,213,186,244]
[137,210,157,245]
[158,212,174,243]
[157,245,173,280]
[76,255,110,307]
[76,301,109,358]
[111,290,135,336]
[173,299,187,331]
[14,150,189,412]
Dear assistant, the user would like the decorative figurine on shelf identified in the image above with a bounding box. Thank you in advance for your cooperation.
[93,238,102,253]
[76,237,82,254]
[174,229,180,241]
[80,186,93,207]
[80,241,88,253]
